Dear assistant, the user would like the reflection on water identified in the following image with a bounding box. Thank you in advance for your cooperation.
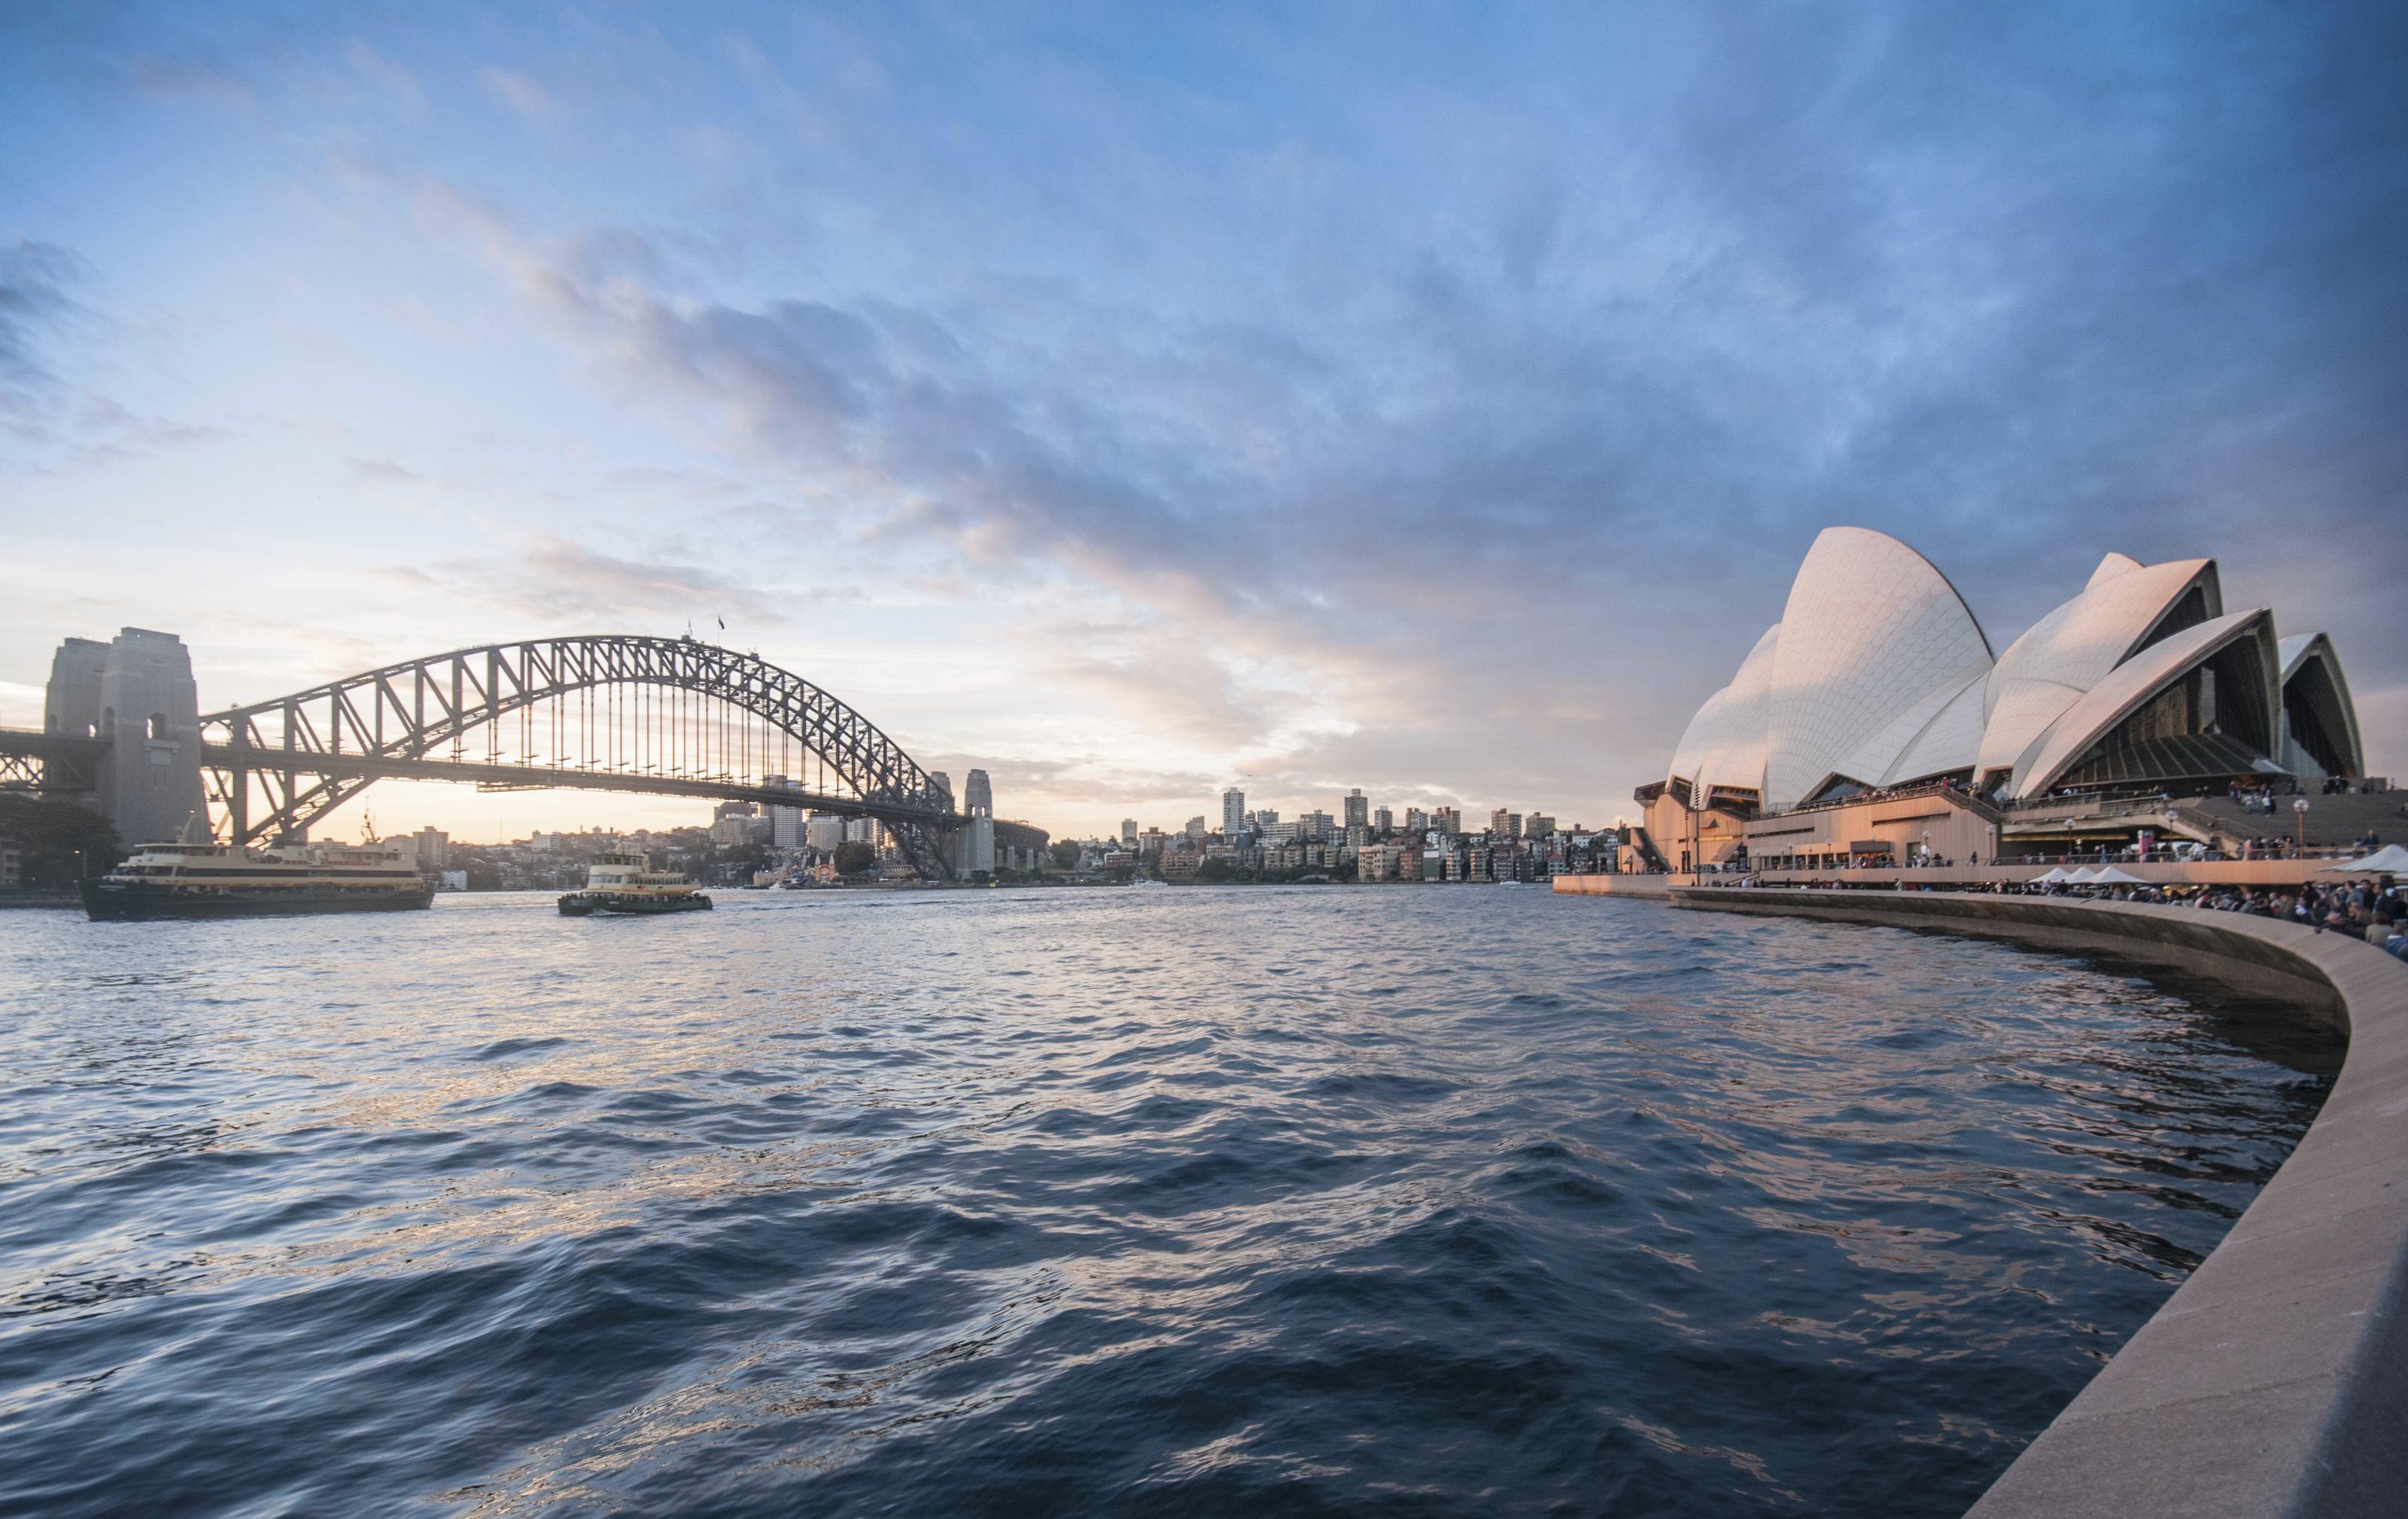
[0,888,2338,1517]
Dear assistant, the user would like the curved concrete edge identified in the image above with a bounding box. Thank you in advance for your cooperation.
[1652,888,2407,1518]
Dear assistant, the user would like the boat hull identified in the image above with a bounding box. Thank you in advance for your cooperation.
[79,880,435,921]
[557,891,713,916]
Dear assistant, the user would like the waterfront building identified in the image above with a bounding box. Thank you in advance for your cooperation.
[0,836,20,889]
[1344,790,1369,830]
[1643,527,2370,868]
[1222,787,1246,839]
[1357,843,1400,881]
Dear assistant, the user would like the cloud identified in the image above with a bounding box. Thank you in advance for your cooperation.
[126,54,253,111]
[348,455,423,483]
[0,238,87,427]
[479,67,556,123]
[344,39,424,114]
[390,533,786,629]
[13,3,2407,834]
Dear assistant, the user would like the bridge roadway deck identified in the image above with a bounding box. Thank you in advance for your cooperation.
[1592,884,2406,1518]
[196,744,957,830]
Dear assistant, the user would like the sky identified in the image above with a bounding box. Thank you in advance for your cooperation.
[4,1,2404,842]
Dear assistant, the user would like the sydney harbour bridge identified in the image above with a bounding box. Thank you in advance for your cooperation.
[0,630,1044,879]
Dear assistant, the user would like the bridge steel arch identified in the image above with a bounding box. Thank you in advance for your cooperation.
[197,635,960,878]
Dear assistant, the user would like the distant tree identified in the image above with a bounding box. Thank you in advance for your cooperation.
[714,842,771,875]
[834,840,877,876]
[1049,840,1081,871]
[0,795,123,887]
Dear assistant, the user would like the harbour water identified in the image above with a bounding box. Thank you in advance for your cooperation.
[0,887,2339,1517]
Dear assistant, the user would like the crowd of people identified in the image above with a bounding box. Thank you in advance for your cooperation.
[1981,875,2404,958]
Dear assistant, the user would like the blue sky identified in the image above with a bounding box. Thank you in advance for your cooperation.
[5,2,2403,839]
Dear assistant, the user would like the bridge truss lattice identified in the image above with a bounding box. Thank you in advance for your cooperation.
[197,635,959,877]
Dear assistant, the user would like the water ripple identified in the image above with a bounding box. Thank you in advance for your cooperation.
[0,888,2337,1517]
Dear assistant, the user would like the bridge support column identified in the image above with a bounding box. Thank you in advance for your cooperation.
[230,764,246,846]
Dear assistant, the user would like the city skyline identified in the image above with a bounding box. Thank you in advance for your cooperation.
[6,3,2405,842]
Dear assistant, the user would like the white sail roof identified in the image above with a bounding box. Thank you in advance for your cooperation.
[1692,623,1780,795]
[1975,556,2218,778]
[1665,682,1732,788]
[2011,608,2274,798]
[1760,528,1992,811]
[1882,670,1990,785]
[2086,552,2143,588]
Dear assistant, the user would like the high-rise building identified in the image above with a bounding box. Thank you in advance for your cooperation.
[1343,789,1368,830]
[763,775,803,848]
[412,826,449,871]
[1184,815,1208,842]
[1222,787,1246,838]
[1405,807,1429,833]
[1121,818,1139,844]
[1490,808,1521,840]
[805,812,847,851]
[1373,806,1394,833]
[708,801,757,846]
[1433,807,1461,836]
[1254,808,1280,827]
[1524,813,1555,839]
[1297,809,1334,842]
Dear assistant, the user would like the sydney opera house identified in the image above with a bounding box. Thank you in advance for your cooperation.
[1635,528,2367,871]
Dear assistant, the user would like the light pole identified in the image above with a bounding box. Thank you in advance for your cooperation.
[2294,796,2310,855]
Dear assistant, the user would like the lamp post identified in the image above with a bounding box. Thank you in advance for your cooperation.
[2294,796,2310,855]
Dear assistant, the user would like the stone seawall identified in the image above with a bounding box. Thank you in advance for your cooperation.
[1652,887,2406,1518]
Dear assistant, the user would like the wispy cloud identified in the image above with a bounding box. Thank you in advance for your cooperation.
[5,2,2405,833]
[478,66,556,124]
[388,534,786,629]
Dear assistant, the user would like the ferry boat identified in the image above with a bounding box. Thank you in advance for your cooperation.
[79,813,434,920]
[558,853,713,916]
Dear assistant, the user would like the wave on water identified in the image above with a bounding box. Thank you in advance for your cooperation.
[0,888,2338,1517]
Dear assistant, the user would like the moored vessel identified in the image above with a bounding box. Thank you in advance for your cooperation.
[79,814,434,921]
[558,853,713,916]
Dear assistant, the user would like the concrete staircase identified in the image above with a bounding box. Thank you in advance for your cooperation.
[2181,790,2408,848]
